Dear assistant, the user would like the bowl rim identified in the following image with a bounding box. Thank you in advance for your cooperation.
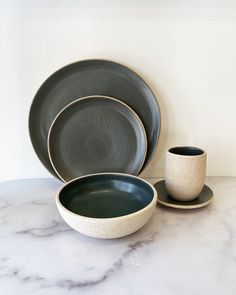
[56,172,157,221]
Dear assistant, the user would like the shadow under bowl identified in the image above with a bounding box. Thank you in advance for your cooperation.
[56,173,157,239]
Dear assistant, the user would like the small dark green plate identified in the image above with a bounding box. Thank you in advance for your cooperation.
[154,180,213,209]
[48,96,147,182]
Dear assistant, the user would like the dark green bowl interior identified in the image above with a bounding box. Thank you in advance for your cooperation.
[59,174,154,218]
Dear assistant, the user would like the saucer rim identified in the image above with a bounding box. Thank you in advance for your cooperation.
[156,195,214,209]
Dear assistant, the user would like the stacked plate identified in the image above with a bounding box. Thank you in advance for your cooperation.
[29,59,161,181]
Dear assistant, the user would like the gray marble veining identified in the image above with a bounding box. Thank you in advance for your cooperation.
[0,177,236,294]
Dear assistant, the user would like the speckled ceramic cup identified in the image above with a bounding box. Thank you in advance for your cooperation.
[165,146,207,201]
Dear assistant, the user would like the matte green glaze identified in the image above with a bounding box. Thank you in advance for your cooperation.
[59,174,154,218]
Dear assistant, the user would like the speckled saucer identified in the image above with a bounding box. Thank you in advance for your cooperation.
[154,180,213,209]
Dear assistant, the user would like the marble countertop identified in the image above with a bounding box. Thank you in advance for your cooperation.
[0,177,236,295]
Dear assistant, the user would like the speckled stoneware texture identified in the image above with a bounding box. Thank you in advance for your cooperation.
[165,146,207,201]
[56,173,157,239]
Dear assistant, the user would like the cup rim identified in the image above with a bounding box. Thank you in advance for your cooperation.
[167,146,206,157]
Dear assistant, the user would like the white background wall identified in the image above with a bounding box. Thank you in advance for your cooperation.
[1,0,236,181]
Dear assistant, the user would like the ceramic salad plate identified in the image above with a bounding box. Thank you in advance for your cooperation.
[29,59,161,178]
[48,96,147,182]
[154,180,213,209]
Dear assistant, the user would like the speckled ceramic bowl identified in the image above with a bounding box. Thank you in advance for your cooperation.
[56,173,157,239]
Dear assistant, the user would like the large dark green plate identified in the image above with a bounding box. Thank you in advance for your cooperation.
[29,59,161,178]
[48,96,147,182]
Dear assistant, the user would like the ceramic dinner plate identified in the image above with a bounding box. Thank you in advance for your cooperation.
[29,59,161,178]
[154,180,213,209]
[48,96,147,182]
